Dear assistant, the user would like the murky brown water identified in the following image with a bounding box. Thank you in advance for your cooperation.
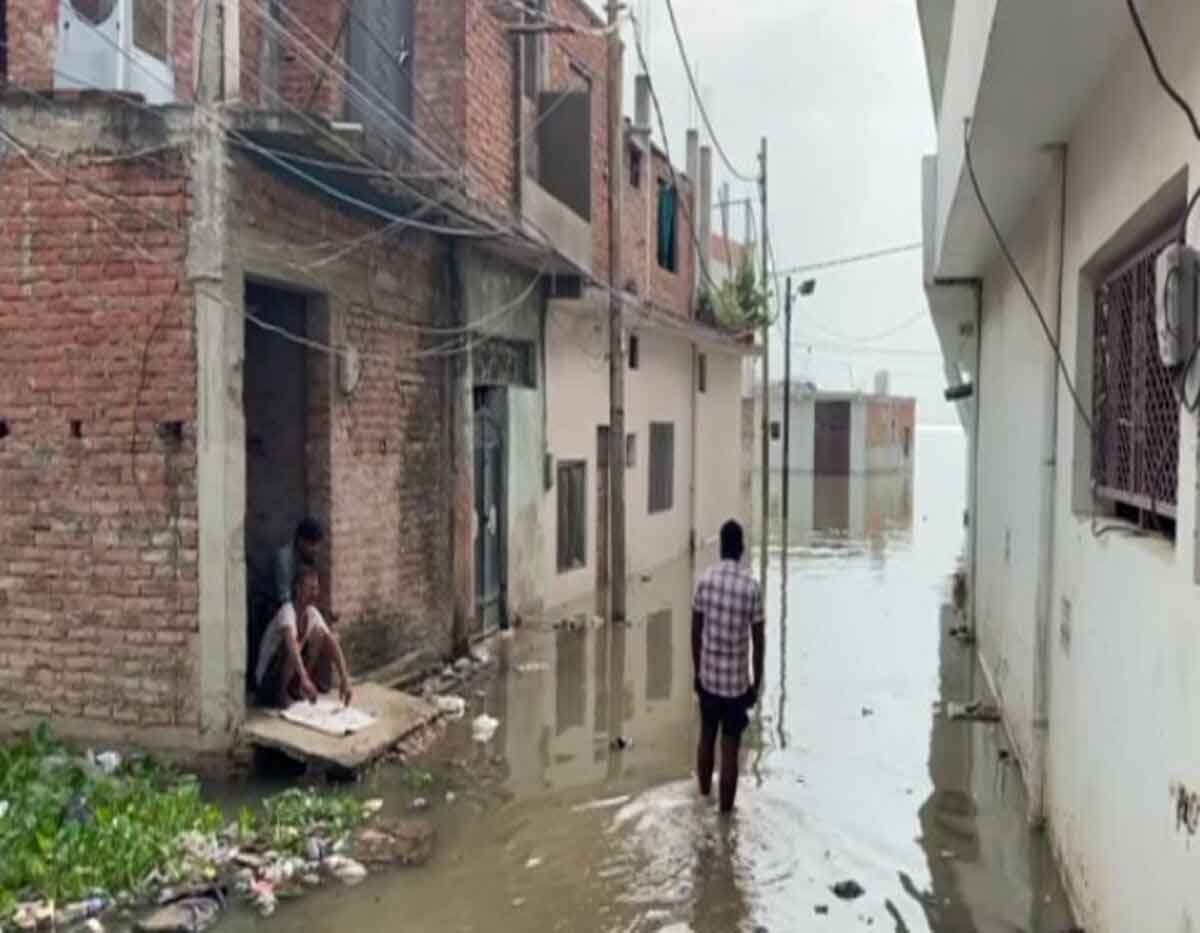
[225,427,1075,932]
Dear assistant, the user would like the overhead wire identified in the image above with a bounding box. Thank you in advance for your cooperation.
[963,119,1094,435]
[774,242,924,278]
[661,0,758,184]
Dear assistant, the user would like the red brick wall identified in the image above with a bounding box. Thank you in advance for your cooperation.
[4,1,195,100]
[234,159,455,672]
[866,397,916,449]
[0,146,200,730]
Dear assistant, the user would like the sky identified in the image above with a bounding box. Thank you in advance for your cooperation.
[607,0,953,425]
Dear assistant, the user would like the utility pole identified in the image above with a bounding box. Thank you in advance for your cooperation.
[607,0,627,623]
[758,137,770,585]
[782,277,792,571]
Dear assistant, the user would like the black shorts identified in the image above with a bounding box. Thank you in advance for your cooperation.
[698,687,754,739]
[255,642,331,708]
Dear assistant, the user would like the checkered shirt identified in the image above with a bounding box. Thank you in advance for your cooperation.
[693,559,764,697]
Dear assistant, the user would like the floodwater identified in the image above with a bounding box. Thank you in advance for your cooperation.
[228,427,1075,932]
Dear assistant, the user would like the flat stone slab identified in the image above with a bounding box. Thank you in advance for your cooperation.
[241,683,438,772]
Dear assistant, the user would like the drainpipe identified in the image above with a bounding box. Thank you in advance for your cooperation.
[1032,144,1068,826]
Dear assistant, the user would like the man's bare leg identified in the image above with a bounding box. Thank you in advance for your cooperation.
[304,628,334,693]
[697,721,718,797]
[275,651,301,708]
[718,734,740,813]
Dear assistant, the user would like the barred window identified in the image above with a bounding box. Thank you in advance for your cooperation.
[1092,229,1179,530]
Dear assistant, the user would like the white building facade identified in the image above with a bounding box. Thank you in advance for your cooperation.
[919,2,1200,929]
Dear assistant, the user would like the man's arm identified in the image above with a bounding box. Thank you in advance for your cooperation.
[750,623,765,704]
[330,631,353,705]
[692,610,704,693]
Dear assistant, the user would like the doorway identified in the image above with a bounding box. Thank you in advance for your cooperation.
[244,283,311,690]
[474,387,507,634]
[814,400,852,475]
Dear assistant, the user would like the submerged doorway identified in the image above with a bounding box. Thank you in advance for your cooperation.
[243,282,318,692]
[474,387,507,634]
[814,400,852,475]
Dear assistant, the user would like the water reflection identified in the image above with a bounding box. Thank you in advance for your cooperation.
[225,428,1074,933]
[768,470,914,554]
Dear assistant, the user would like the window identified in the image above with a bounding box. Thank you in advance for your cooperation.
[697,353,708,393]
[770,420,781,440]
[556,460,586,571]
[656,181,678,272]
[648,422,675,514]
[0,0,7,81]
[133,0,169,60]
[1092,229,1179,530]
[628,333,640,370]
[626,433,636,469]
[68,0,117,25]
[629,146,643,189]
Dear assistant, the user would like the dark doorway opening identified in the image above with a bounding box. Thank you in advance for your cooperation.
[243,282,326,694]
[814,400,852,475]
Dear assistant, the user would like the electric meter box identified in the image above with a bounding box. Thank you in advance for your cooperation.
[1155,243,1200,368]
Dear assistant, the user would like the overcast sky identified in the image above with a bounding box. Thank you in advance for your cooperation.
[610,0,952,424]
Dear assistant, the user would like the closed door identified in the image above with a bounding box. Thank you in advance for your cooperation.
[814,401,852,475]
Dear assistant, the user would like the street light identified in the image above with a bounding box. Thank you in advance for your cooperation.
[781,276,816,568]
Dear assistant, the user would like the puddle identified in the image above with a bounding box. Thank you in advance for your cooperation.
[219,427,1074,932]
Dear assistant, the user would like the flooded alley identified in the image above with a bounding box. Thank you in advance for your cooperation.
[224,427,1073,932]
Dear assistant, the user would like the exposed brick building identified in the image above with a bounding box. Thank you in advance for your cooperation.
[0,0,753,759]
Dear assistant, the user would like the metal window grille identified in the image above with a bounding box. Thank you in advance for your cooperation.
[1092,229,1180,521]
[649,422,675,514]
[556,460,586,572]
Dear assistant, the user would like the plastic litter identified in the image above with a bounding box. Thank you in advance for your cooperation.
[514,662,549,674]
[84,919,106,933]
[410,797,429,811]
[323,855,368,886]
[435,695,467,719]
[0,799,8,820]
[60,896,110,924]
[303,837,325,862]
[610,735,633,751]
[445,791,457,803]
[832,880,865,901]
[525,856,542,869]
[362,798,385,816]
[472,714,500,743]
[136,896,221,932]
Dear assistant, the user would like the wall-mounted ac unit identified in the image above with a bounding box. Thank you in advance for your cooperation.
[55,0,175,104]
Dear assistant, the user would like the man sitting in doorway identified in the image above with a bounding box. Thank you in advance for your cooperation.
[256,563,353,709]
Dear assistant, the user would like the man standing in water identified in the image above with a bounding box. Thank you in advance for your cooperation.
[692,520,765,813]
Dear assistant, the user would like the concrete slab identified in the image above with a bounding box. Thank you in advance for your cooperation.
[241,683,439,771]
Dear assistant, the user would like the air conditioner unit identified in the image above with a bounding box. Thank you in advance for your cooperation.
[1155,243,1200,369]
[55,0,175,105]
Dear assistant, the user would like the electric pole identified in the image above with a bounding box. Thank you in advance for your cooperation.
[782,277,792,571]
[758,137,770,585]
[607,0,627,623]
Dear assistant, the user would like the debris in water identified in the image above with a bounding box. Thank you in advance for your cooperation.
[303,837,325,862]
[512,897,527,908]
[322,855,367,886]
[353,819,435,866]
[814,905,829,916]
[939,849,957,860]
[525,856,542,869]
[832,880,865,901]
[610,735,633,750]
[861,707,874,718]
[136,896,221,932]
[472,714,500,743]
[409,797,429,811]
[445,791,457,803]
[572,794,631,813]
[515,662,549,674]
[85,919,106,933]
[362,798,384,816]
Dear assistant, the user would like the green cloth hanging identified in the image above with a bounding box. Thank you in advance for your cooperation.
[657,183,677,271]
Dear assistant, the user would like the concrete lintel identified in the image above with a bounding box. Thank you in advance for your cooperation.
[0,92,193,153]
